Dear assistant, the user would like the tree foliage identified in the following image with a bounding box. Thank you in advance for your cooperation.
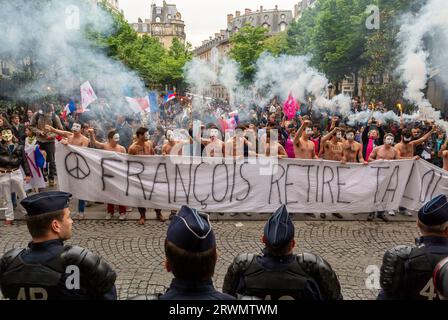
[230,25,268,82]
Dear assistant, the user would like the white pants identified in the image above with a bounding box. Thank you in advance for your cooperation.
[0,170,26,221]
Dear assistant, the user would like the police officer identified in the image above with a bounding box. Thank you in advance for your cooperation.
[378,194,448,300]
[0,192,117,300]
[434,257,448,300]
[160,205,234,300]
[222,205,342,300]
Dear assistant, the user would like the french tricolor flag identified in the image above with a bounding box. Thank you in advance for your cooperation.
[165,91,176,103]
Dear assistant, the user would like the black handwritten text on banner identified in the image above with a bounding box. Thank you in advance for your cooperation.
[56,144,448,214]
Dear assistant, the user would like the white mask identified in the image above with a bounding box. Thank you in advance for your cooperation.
[385,137,394,145]
[346,133,354,140]
[210,129,219,138]
[113,134,120,142]
[144,132,150,141]
[72,123,81,132]
[403,137,412,143]
[305,128,314,137]
[166,130,174,141]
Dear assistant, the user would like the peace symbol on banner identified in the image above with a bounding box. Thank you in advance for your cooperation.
[64,152,91,180]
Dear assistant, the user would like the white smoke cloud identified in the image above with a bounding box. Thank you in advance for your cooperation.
[396,0,448,130]
[0,0,147,107]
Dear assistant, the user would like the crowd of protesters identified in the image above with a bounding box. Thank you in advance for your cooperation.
[1,94,448,224]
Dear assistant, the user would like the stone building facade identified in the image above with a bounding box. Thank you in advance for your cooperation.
[130,1,186,49]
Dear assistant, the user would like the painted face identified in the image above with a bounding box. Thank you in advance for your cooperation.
[210,129,219,139]
[1,130,13,142]
[336,132,343,139]
[71,123,81,132]
[144,132,150,141]
[112,134,120,142]
[403,136,412,143]
[305,128,314,137]
[166,130,174,141]
[346,133,355,141]
[385,136,394,145]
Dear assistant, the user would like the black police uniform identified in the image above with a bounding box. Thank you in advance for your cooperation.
[434,257,448,299]
[158,206,234,300]
[222,205,342,300]
[0,192,117,300]
[378,195,448,300]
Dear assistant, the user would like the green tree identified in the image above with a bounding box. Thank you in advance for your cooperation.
[362,0,423,107]
[264,32,288,57]
[230,25,268,82]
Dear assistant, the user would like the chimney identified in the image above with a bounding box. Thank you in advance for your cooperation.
[275,5,278,10]
[235,10,241,17]
[138,17,143,23]
[260,6,263,12]
[227,14,234,23]
[245,8,252,15]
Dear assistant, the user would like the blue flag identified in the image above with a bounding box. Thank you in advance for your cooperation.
[149,91,159,113]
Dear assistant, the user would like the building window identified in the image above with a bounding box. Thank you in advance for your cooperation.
[167,14,171,20]
[262,23,270,29]
[279,22,287,32]
[281,14,286,20]
[142,24,147,32]
[155,16,161,23]
[264,15,269,21]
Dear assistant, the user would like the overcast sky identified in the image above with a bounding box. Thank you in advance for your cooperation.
[119,0,299,48]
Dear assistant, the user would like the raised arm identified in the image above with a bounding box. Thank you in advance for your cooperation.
[294,120,310,146]
[88,129,106,149]
[45,125,72,138]
[412,125,436,147]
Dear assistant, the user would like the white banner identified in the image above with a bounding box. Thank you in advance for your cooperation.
[55,144,448,214]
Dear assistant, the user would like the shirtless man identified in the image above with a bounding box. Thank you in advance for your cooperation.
[202,128,225,158]
[162,129,191,156]
[440,140,448,171]
[368,133,398,223]
[45,123,89,147]
[88,129,128,220]
[293,120,318,160]
[46,123,89,219]
[341,129,367,164]
[395,126,436,159]
[225,125,253,159]
[319,127,344,161]
[128,127,166,224]
[264,129,287,159]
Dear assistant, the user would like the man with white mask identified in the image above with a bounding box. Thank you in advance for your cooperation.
[293,120,318,160]
[202,127,225,158]
[45,123,89,148]
[46,123,90,219]
[162,129,191,156]
[0,127,31,225]
[368,133,399,222]
[319,127,344,161]
[129,127,166,224]
[341,128,367,164]
[88,129,127,220]
[395,127,435,159]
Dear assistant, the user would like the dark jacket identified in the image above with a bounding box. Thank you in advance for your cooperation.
[160,278,235,300]
[0,142,31,176]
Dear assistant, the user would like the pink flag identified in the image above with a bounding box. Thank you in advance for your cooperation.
[283,93,299,120]
[80,81,98,109]
[125,97,150,114]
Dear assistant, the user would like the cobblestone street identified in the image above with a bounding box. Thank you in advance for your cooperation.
[0,218,418,300]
